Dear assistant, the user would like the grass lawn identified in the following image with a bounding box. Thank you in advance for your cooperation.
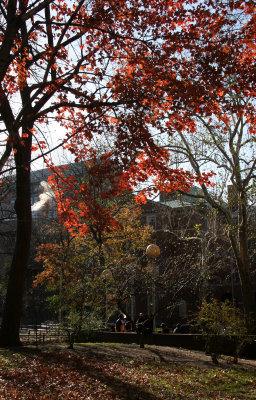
[0,343,255,399]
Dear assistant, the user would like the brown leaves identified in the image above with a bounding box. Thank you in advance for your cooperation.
[0,350,120,399]
[0,347,255,399]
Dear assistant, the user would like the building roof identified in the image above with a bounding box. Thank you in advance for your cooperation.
[159,186,207,209]
[159,199,196,209]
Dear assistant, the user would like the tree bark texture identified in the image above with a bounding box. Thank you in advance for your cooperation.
[0,139,32,346]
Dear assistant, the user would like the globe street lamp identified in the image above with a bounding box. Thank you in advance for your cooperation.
[146,244,160,259]
[146,244,160,332]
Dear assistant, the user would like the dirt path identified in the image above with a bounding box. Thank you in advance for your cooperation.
[72,343,256,371]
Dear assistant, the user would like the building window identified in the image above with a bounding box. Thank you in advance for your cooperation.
[146,214,156,230]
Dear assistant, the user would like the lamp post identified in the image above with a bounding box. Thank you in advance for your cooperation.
[146,244,160,332]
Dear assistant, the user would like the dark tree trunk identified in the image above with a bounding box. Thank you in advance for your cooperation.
[202,182,256,321]
[236,249,256,318]
[238,196,256,319]
[228,191,256,322]
[0,137,32,347]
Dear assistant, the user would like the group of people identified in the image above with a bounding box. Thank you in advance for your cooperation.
[115,313,171,334]
[114,313,191,334]
[114,313,153,334]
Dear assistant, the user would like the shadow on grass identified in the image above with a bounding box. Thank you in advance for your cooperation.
[8,346,164,400]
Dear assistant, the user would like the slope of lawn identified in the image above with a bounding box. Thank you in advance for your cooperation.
[0,344,255,399]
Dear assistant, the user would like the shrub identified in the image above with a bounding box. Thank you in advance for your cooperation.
[196,299,249,364]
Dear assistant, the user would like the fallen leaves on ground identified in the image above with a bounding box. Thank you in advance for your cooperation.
[0,347,255,399]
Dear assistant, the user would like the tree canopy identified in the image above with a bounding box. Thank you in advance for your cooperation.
[0,0,255,345]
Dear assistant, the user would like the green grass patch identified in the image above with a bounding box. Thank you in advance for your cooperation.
[133,362,256,399]
[0,349,26,370]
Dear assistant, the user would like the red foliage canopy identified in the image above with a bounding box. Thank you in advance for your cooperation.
[1,0,256,347]
[1,0,255,233]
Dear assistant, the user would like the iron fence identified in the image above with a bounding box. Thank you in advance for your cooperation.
[20,323,67,345]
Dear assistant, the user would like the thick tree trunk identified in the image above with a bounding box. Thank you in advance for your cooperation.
[228,235,256,319]
[229,192,256,321]
[238,195,256,318]
[236,235,256,318]
[238,262,256,317]
[0,141,32,347]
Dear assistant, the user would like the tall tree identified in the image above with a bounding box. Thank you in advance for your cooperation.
[165,113,256,318]
[55,0,256,318]
[0,0,191,346]
[33,200,153,331]
[1,0,237,346]
[159,0,256,317]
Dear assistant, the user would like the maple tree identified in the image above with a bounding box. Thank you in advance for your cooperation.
[33,197,153,341]
[48,162,203,326]
[1,0,253,346]
[34,233,104,347]
[0,0,196,347]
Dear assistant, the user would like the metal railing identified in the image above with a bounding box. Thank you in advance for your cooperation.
[20,323,67,345]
